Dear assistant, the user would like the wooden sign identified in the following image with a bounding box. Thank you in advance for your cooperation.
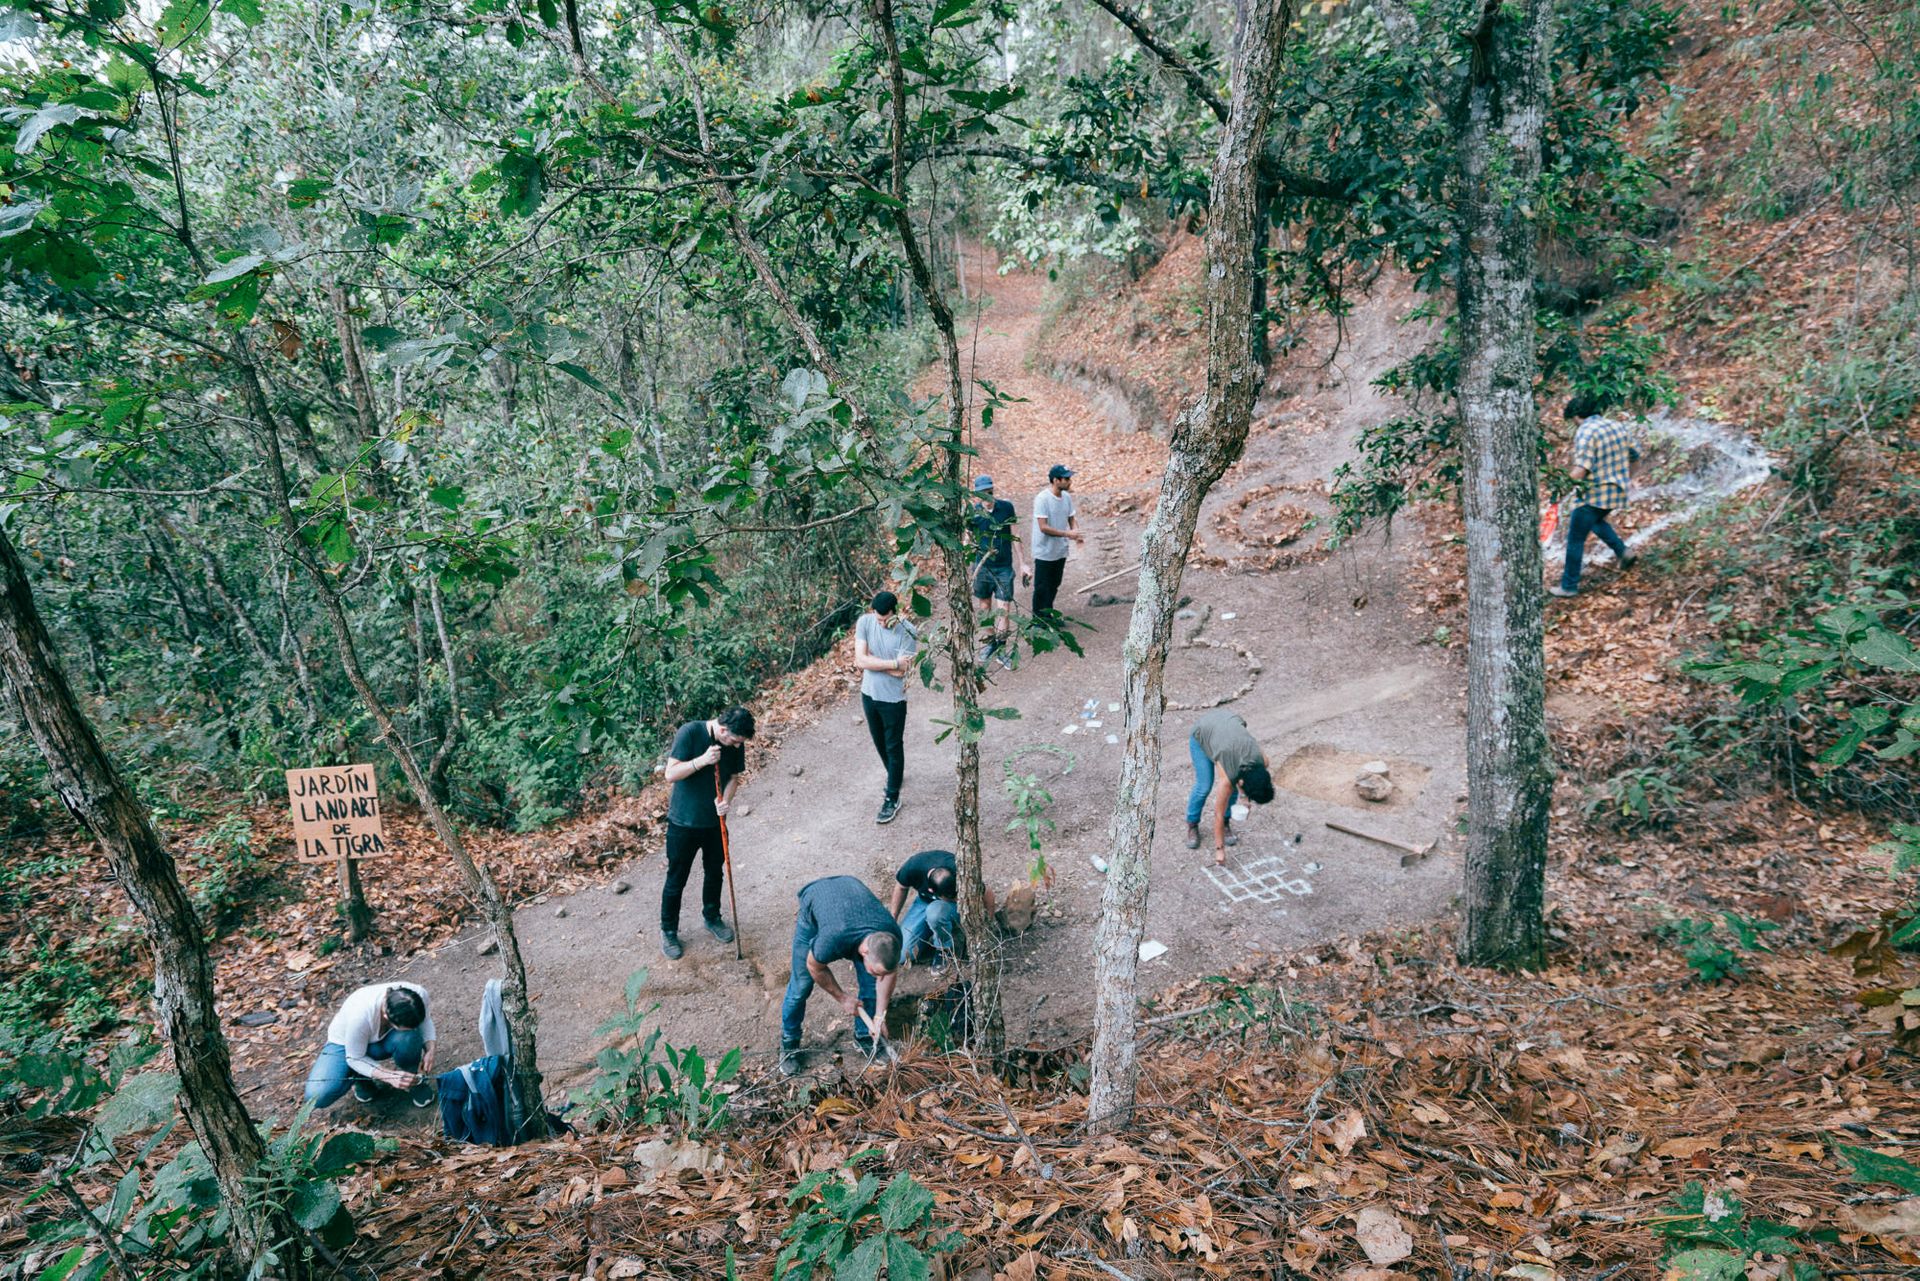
[286,764,390,864]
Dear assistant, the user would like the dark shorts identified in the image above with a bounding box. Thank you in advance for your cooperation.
[972,562,1014,603]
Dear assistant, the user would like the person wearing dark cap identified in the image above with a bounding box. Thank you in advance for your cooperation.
[659,706,755,959]
[968,475,1026,669]
[854,590,917,825]
[1031,464,1083,620]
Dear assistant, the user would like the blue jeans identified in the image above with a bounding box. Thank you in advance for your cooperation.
[1561,504,1629,592]
[902,897,961,964]
[781,908,876,1047]
[1186,734,1238,825]
[303,1028,425,1107]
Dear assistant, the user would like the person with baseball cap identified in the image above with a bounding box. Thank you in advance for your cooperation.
[968,475,1027,670]
[1031,464,1084,619]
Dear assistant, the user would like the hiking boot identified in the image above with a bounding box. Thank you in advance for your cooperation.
[1619,553,1638,569]
[778,1041,802,1077]
[1548,585,1579,598]
[661,930,684,960]
[1185,822,1201,851]
[876,798,900,825]
[410,1081,435,1108]
[705,916,735,945]
[351,1082,377,1104]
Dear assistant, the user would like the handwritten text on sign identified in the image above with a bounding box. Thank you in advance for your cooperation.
[286,764,389,863]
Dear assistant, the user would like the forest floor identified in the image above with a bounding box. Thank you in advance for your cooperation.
[259,248,1473,1108]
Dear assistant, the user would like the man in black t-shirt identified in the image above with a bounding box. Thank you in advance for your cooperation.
[887,849,993,973]
[658,706,755,959]
[968,475,1028,669]
[780,875,902,1075]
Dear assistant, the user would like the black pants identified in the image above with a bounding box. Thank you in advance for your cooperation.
[862,694,907,801]
[661,822,724,932]
[1032,557,1067,617]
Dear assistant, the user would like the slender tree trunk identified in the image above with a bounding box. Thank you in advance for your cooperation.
[1087,0,1293,1132]
[426,579,463,804]
[0,528,310,1276]
[1453,0,1556,970]
[272,557,323,733]
[865,0,1001,1054]
[239,352,546,1122]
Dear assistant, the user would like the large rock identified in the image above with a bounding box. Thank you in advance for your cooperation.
[1001,882,1036,932]
[1354,772,1394,803]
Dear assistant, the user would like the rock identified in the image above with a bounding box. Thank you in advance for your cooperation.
[789,764,805,777]
[631,1138,723,1173]
[1001,882,1037,932]
[234,1011,279,1028]
[476,935,500,957]
[1089,592,1135,606]
[1359,760,1391,777]
[1175,608,1197,620]
[612,879,631,895]
[737,805,752,817]
[1355,773,1394,803]
[554,905,569,919]
[280,996,300,1009]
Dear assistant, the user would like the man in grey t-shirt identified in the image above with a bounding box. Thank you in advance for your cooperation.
[853,590,917,825]
[1031,464,1083,619]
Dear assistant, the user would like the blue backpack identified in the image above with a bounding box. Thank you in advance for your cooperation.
[437,1054,524,1146]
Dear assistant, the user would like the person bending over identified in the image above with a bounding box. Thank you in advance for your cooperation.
[779,875,901,1075]
[888,849,995,976]
[304,981,436,1108]
[1185,709,1276,865]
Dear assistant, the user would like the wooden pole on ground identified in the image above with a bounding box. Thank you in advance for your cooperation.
[1073,561,1144,596]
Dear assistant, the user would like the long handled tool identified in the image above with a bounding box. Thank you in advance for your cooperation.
[855,1006,896,1065]
[1325,820,1438,868]
[714,768,744,960]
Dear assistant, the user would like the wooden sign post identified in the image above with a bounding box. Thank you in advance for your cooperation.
[287,764,386,941]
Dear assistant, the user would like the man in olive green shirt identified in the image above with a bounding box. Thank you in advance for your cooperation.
[1185,709,1275,863]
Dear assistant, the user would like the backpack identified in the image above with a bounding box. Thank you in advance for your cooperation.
[437,1053,526,1146]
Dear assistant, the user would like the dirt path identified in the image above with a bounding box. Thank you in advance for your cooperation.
[323,255,1465,1103]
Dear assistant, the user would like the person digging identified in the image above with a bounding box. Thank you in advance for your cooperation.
[779,875,902,1076]
[1185,708,1276,865]
[659,706,754,960]
[888,849,996,977]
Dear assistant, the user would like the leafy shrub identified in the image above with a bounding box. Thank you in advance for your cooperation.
[777,1152,959,1281]
[1651,1181,1816,1281]
[1651,911,1776,983]
[573,970,741,1136]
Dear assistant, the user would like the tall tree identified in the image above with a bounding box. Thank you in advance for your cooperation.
[1452,0,1557,969]
[0,526,310,1276]
[1087,0,1294,1131]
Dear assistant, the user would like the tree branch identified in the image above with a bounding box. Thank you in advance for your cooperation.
[1085,0,1228,123]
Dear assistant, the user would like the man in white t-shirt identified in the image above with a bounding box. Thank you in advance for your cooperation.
[303,981,437,1108]
[1031,464,1084,619]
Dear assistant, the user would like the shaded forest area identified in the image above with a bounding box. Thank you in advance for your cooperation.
[2,0,1918,1275]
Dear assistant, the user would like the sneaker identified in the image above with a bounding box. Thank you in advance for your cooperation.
[927,955,950,980]
[1223,822,1239,849]
[1619,553,1638,569]
[996,646,1018,672]
[705,916,735,945]
[1548,585,1579,598]
[876,798,900,825]
[410,1081,435,1108]
[976,639,999,667]
[1185,822,1201,851]
[778,1042,802,1077]
[351,1082,376,1104]
[661,930,684,960]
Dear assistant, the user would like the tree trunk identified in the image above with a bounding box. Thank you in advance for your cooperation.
[1087,0,1294,1132]
[240,352,547,1127]
[0,527,310,1275]
[1453,0,1556,971]
[864,0,1002,1055]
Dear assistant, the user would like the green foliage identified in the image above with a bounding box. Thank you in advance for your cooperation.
[1651,1181,1818,1280]
[1837,1143,1920,1195]
[1586,713,1758,830]
[185,815,271,937]
[17,1058,387,1277]
[573,970,741,1135]
[1651,911,1776,984]
[1188,976,1317,1047]
[776,1153,960,1281]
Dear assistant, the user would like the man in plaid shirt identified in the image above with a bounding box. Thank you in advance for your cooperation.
[1551,415,1641,597]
